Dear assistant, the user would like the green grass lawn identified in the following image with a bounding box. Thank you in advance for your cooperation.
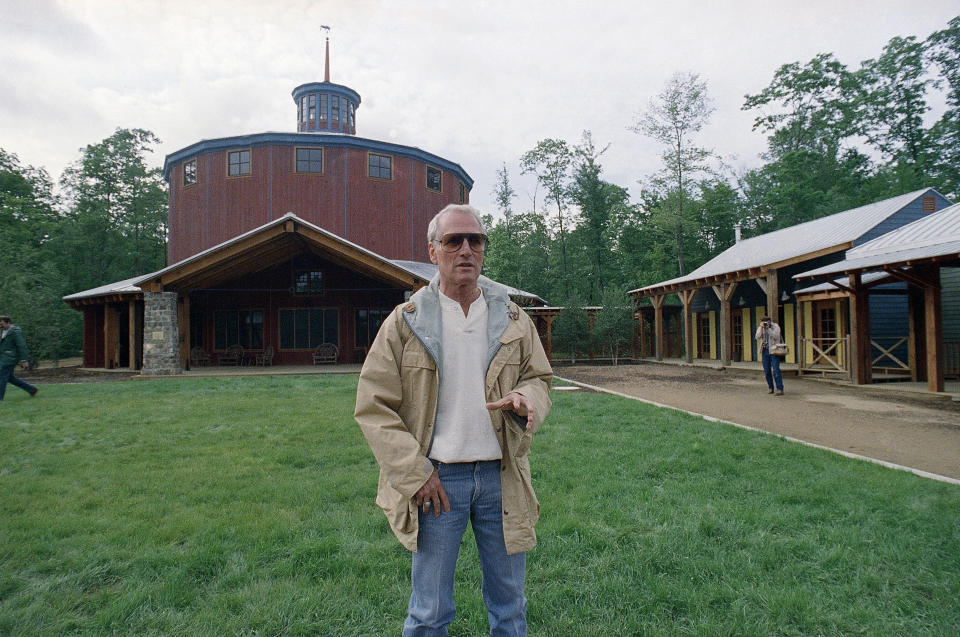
[1,375,958,636]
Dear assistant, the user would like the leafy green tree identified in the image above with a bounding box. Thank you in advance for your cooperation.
[520,139,574,297]
[742,53,858,157]
[568,131,631,303]
[0,149,79,361]
[56,128,167,292]
[926,16,960,198]
[591,285,634,364]
[856,35,936,191]
[551,292,590,363]
[630,72,715,276]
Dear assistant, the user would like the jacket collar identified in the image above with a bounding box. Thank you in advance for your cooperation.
[403,274,517,369]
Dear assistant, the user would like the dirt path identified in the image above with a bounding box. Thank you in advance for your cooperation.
[556,363,960,481]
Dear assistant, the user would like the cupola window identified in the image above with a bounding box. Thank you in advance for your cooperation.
[319,94,328,123]
[308,95,316,122]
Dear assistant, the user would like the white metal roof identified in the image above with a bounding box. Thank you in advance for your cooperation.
[794,202,960,280]
[631,188,940,294]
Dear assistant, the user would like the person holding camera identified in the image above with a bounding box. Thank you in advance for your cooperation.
[755,315,784,396]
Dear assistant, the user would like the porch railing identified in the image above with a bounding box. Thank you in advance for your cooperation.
[870,335,911,377]
[947,342,960,379]
[799,336,850,378]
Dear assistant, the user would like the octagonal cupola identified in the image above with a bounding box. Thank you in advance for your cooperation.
[292,35,360,134]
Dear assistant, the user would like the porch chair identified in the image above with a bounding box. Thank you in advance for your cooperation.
[255,345,274,366]
[218,344,244,366]
[190,347,211,367]
[312,343,339,365]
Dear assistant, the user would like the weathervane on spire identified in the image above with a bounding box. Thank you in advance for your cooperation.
[321,25,331,82]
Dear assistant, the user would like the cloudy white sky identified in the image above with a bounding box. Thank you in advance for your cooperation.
[1,0,957,217]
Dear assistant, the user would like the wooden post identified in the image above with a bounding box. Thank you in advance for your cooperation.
[545,314,554,361]
[848,273,872,385]
[766,270,779,324]
[178,294,190,370]
[908,286,923,382]
[713,283,736,366]
[923,271,944,393]
[651,294,665,362]
[680,289,694,363]
[104,305,119,369]
[128,300,138,370]
[797,296,806,373]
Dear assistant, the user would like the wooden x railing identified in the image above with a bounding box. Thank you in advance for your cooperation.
[870,336,910,375]
[799,336,849,377]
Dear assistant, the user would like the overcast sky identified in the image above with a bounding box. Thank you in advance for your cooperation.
[1,0,957,218]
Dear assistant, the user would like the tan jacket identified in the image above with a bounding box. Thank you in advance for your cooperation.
[354,276,553,554]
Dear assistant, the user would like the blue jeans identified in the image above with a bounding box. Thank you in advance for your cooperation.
[761,350,783,391]
[0,364,37,400]
[403,460,527,637]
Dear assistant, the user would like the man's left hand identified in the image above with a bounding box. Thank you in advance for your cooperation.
[486,392,534,428]
[19,361,28,370]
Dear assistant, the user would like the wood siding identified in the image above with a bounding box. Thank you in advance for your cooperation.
[168,144,467,265]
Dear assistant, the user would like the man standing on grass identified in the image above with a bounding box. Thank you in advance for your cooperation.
[0,315,38,400]
[355,204,552,636]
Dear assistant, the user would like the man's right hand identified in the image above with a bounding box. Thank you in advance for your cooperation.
[415,469,450,517]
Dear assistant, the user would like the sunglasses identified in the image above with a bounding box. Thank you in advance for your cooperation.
[434,232,488,253]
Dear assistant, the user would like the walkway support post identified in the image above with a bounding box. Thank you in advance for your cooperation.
[680,289,694,363]
[651,294,665,362]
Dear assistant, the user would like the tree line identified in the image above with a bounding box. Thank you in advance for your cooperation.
[0,129,167,363]
[482,17,960,346]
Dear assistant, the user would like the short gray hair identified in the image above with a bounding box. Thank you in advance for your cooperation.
[427,204,487,243]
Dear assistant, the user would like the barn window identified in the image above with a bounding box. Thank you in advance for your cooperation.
[279,308,338,350]
[426,166,442,192]
[368,153,392,180]
[355,309,391,348]
[214,310,263,350]
[293,270,323,294]
[227,150,250,177]
[295,148,323,174]
[183,159,197,186]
